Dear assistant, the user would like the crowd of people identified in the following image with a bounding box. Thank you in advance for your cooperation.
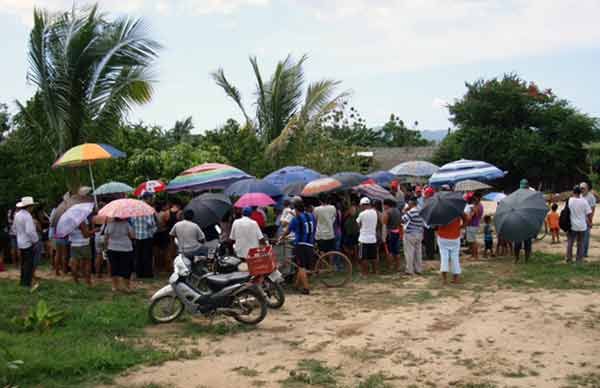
[2,177,597,294]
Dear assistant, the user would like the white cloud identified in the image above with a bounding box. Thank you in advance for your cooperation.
[432,97,448,109]
[295,0,600,73]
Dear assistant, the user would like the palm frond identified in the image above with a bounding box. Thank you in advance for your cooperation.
[211,68,250,124]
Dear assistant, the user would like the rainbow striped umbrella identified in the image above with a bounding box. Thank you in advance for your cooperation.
[98,198,155,219]
[52,143,126,168]
[167,163,252,193]
[301,177,342,197]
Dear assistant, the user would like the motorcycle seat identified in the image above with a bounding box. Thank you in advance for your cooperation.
[206,272,251,288]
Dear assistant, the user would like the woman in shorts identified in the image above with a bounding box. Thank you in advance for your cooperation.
[68,219,94,286]
[104,218,135,292]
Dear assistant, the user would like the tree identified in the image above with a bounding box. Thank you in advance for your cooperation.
[0,103,9,141]
[212,55,348,154]
[379,114,430,147]
[433,74,599,189]
[21,4,159,160]
[166,116,194,145]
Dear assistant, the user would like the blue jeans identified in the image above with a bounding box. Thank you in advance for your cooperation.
[583,227,591,257]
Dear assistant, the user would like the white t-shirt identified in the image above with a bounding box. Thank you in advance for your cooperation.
[230,216,264,258]
[356,208,378,244]
[313,205,336,240]
[569,197,592,232]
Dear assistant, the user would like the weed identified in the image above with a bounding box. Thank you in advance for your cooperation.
[563,373,600,387]
[281,359,339,387]
[231,366,260,377]
[357,372,393,388]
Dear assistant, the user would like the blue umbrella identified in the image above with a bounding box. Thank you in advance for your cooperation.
[483,192,507,202]
[263,166,322,188]
[93,181,133,196]
[429,159,505,187]
[225,178,283,198]
[366,171,396,187]
[389,161,439,177]
[332,172,368,189]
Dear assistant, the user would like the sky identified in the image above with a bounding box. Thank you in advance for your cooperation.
[1,0,599,133]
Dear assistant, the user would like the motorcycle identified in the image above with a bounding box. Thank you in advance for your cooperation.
[149,253,268,325]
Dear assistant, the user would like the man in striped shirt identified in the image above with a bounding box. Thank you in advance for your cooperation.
[401,197,424,275]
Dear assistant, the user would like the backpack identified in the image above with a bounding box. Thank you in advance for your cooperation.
[559,199,571,232]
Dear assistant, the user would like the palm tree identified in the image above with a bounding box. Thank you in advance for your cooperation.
[212,54,349,154]
[20,4,160,156]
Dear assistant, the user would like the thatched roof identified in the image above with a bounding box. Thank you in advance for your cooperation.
[368,146,438,170]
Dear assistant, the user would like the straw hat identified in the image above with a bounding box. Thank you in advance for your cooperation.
[16,196,37,208]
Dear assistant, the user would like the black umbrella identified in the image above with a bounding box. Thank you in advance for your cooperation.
[332,172,368,190]
[494,189,547,241]
[184,193,232,228]
[282,181,306,196]
[420,191,467,227]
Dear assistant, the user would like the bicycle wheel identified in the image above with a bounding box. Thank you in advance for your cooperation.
[314,251,352,288]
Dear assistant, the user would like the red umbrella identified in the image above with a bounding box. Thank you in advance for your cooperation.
[234,193,276,208]
[134,180,166,197]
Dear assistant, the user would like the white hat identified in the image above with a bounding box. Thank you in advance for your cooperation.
[16,196,37,208]
[359,197,371,206]
[78,186,92,196]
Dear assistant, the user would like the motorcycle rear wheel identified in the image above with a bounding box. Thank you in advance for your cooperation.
[263,278,285,309]
[231,288,268,325]
[149,295,185,324]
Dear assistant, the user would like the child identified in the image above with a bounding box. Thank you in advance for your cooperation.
[483,215,494,258]
[546,203,560,244]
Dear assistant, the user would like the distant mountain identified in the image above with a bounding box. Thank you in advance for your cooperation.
[420,129,449,143]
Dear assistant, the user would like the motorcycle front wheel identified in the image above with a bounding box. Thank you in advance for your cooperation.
[231,287,268,325]
[263,278,285,309]
[149,295,185,324]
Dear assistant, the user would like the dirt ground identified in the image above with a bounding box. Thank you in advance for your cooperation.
[110,202,600,388]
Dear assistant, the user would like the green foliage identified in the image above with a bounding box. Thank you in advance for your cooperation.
[0,279,171,387]
[433,73,599,189]
[281,359,338,387]
[12,300,65,333]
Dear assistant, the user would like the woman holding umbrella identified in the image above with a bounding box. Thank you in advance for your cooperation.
[104,218,135,292]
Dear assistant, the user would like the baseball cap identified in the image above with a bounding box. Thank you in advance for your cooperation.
[243,207,253,217]
[359,197,371,206]
[424,187,435,198]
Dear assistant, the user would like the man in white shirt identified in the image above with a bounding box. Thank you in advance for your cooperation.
[356,197,379,276]
[230,207,265,259]
[13,197,39,288]
[580,182,596,257]
[313,196,337,253]
[567,185,592,264]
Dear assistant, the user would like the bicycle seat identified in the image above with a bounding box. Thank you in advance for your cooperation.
[205,272,251,289]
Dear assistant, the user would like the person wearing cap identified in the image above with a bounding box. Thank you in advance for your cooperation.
[130,193,158,278]
[13,196,39,288]
[279,200,316,294]
[230,207,265,260]
[579,182,596,258]
[401,196,424,275]
[566,185,592,264]
[357,197,379,275]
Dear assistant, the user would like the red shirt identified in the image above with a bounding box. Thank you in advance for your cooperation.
[437,217,462,240]
[250,211,266,229]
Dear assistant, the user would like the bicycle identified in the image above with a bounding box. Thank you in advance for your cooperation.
[271,239,353,288]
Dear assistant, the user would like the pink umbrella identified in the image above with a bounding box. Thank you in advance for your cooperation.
[234,193,276,208]
[98,199,155,219]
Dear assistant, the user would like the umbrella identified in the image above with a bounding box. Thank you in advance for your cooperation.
[301,177,343,197]
[225,178,283,198]
[429,159,505,187]
[332,172,368,189]
[234,193,276,208]
[93,181,133,196]
[134,180,166,197]
[495,189,547,241]
[420,191,467,227]
[366,171,396,187]
[454,179,492,192]
[52,143,126,207]
[184,193,232,228]
[98,199,155,219]
[390,161,439,177]
[167,163,252,192]
[282,181,306,196]
[483,192,507,202]
[264,166,322,188]
[55,202,94,238]
[50,194,94,227]
[354,183,395,201]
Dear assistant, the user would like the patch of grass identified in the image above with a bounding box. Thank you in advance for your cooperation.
[342,346,387,363]
[0,279,173,387]
[357,372,393,388]
[269,365,286,373]
[502,366,529,378]
[281,359,339,387]
[231,366,260,377]
[562,372,600,387]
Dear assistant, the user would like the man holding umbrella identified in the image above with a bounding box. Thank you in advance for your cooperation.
[567,185,592,264]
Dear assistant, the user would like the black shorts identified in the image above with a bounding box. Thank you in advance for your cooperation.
[108,250,134,279]
[294,244,315,269]
[359,243,378,261]
[485,240,493,250]
[153,231,170,249]
[317,239,336,253]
